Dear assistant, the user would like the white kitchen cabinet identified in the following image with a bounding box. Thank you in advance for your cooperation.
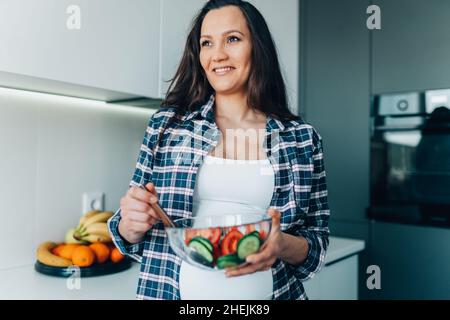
[302,237,365,300]
[159,0,205,98]
[0,0,160,99]
[159,0,299,114]
[1,1,299,105]
[0,263,140,300]
[320,255,359,300]
[303,255,359,300]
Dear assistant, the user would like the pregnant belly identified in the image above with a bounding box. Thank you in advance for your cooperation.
[179,261,273,300]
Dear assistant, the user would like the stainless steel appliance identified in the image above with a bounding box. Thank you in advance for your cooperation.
[368,89,450,299]
[369,89,450,227]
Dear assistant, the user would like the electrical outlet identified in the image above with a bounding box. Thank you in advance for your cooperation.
[82,192,104,215]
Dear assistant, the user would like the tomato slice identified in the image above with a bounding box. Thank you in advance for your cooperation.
[245,224,256,234]
[221,229,244,255]
[208,227,222,246]
[259,230,267,240]
[184,229,197,245]
[189,227,221,246]
[231,237,239,253]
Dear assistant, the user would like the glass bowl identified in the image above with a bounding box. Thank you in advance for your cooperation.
[166,210,271,271]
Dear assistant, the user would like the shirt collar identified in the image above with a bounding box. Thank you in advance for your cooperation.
[184,94,286,132]
[184,94,215,122]
[266,115,285,133]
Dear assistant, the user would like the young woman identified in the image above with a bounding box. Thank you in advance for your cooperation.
[108,0,330,300]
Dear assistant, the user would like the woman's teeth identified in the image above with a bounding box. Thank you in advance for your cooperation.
[214,67,233,74]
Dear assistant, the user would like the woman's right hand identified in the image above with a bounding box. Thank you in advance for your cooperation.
[118,182,160,244]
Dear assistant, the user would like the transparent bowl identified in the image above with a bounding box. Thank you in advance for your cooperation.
[166,210,271,271]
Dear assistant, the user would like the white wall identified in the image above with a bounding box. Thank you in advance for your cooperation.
[249,0,299,115]
[0,88,154,270]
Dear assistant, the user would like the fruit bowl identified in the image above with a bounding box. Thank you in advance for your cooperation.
[166,210,271,271]
[35,241,132,277]
[34,258,132,277]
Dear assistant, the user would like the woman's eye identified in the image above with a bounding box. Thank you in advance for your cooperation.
[201,36,239,47]
[201,40,211,47]
[228,36,240,43]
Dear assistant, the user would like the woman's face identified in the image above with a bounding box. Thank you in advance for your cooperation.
[199,6,252,96]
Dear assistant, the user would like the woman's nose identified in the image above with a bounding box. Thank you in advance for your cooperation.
[212,45,228,62]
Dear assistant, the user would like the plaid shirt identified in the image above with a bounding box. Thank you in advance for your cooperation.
[108,95,330,300]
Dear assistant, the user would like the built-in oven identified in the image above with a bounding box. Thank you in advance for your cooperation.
[369,89,450,227]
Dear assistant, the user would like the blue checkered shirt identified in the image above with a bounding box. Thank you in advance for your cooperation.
[108,95,330,300]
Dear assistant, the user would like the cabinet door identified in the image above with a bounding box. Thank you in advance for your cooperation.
[159,0,205,98]
[301,0,370,223]
[302,271,322,300]
[0,0,160,98]
[370,221,450,299]
[372,0,450,93]
[319,256,359,300]
[303,255,359,300]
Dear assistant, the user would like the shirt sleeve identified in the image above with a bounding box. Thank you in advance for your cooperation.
[108,209,144,263]
[107,112,161,263]
[289,129,330,282]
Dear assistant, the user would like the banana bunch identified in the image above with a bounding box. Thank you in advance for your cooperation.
[37,242,72,267]
[73,210,114,243]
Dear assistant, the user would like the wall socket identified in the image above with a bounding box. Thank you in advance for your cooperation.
[82,192,104,215]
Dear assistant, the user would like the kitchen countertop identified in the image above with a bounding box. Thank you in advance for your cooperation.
[324,236,365,265]
[0,262,140,300]
[0,236,365,299]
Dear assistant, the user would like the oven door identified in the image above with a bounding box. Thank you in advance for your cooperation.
[370,122,450,226]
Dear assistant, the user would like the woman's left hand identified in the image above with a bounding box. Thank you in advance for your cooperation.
[226,208,284,277]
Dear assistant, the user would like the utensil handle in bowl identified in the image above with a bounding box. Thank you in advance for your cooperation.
[139,184,175,228]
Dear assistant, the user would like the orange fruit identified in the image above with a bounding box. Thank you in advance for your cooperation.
[51,244,66,256]
[59,244,81,260]
[110,247,125,263]
[89,242,110,264]
[72,246,95,267]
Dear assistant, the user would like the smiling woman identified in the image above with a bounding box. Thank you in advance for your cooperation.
[108,0,330,301]
[199,6,252,96]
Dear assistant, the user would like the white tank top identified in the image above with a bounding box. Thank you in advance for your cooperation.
[179,155,275,300]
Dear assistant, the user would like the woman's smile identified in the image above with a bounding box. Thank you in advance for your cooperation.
[213,66,236,76]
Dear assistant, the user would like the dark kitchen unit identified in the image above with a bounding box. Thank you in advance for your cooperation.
[368,89,450,299]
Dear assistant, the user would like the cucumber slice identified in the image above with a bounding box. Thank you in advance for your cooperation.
[237,234,261,260]
[248,230,261,238]
[190,236,213,253]
[217,254,242,269]
[188,238,214,264]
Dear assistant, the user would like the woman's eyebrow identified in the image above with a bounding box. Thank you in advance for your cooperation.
[200,29,245,39]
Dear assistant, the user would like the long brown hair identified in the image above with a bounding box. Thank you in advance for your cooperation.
[156,0,298,148]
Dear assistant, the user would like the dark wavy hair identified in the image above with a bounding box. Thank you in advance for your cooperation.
[157,0,298,147]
